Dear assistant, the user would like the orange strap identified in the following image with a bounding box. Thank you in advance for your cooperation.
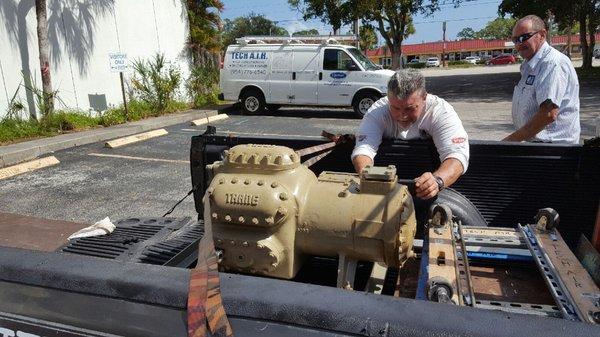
[187,230,233,336]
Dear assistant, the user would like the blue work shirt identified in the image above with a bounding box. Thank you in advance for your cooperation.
[511,42,580,143]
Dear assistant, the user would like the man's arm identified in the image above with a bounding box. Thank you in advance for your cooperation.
[503,100,559,142]
[352,155,373,174]
[414,158,464,200]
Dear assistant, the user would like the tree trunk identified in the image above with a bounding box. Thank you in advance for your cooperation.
[566,22,572,59]
[35,0,53,117]
[579,13,592,70]
[391,42,404,70]
[587,12,597,68]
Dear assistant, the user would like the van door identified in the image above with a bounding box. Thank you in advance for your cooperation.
[269,48,293,104]
[291,48,319,104]
[318,48,356,106]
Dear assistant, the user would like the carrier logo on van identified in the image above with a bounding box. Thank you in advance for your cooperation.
[330,72,347,79]
[231,52,268,60]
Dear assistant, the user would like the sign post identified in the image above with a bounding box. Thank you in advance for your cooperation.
[109,53,129,119]
[442,21,447,68]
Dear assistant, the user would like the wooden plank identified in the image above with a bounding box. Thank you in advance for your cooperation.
[576,235,600,287]
[536,228,600,324]
[190,114,229,126]
[104,129,168,148]
[428,226,460,304]
[0,156,59,180]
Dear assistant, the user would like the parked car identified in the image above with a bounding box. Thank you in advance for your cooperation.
[487,54,516,65]
[407,58,421,64]
[464,56,480,64]
[425,57,440,67]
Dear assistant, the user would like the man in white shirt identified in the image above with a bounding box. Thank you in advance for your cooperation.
[504,15,580,143]
[352,69,469,200]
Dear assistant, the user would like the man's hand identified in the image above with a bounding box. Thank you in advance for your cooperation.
[414,172,440,200]
[352,155,374,174]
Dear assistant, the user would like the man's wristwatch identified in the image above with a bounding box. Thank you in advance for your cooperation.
[434,175,445,191]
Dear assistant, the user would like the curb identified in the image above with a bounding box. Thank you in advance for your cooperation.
[0,109,219,168]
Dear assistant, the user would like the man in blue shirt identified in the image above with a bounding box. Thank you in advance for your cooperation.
[504,15,580,144]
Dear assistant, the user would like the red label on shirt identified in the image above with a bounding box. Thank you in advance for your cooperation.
[452,137,466,144]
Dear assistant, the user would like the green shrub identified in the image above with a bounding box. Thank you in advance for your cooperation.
[406,62,426,69]
[99,107,128,126]
[0,118,52,144]
[42,110,99,131]
[447,60,477,68]
[131,53,182,113]
[187,63,219,108]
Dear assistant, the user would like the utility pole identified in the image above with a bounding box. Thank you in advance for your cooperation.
[442,21,447,67]
[354,18,360,49]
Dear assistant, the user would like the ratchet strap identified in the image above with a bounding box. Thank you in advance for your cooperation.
[296,131,355,167]
[187,213,233,337]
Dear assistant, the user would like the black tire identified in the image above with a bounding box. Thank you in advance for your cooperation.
[267,104,282,112]
[240,89,266,114]
[353,92,379,118]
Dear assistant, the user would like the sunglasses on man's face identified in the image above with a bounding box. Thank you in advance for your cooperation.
[512,31,539,44]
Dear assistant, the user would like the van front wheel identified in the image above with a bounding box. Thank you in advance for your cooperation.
[240,90,266,114]
[353,93,378,118]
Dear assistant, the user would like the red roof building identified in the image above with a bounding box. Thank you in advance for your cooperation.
[367,33,600,65]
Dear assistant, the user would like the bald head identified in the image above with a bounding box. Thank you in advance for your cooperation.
[517,15,546,31]
[512,15,547,60]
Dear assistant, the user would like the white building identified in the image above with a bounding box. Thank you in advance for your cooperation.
[0,0,190,119]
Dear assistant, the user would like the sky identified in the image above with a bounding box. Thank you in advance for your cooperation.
[220,0,505,45]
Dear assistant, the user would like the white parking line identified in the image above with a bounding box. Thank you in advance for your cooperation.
[199,130,324,138]
[0,156,60,180]
[105,129,169,148]
[88,153,188,164]
[190,114,229,126]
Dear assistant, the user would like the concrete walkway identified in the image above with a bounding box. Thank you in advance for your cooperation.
[0,109,218,168]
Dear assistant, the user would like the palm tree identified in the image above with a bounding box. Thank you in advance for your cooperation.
[35,0,53,117]
[183,0,224,67]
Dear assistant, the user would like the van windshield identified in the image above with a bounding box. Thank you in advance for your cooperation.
[348,48,379,71]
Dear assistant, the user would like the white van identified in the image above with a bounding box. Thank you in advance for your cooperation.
[219,36,395,117]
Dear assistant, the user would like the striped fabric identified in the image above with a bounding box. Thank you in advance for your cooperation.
[187,213,233,337]
[511,42,581,143]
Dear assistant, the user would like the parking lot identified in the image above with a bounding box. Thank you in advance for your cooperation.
[0,62,598,225]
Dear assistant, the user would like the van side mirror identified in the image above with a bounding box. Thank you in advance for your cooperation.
[345,62,359,71]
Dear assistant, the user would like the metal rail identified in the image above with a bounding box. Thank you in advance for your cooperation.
[519,224,581,321]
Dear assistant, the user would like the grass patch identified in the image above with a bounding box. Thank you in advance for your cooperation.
[1,98,191,144]
[43,110,100,131]
[0,118,55,144]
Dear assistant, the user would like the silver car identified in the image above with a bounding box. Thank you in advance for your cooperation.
[426,57,440,67]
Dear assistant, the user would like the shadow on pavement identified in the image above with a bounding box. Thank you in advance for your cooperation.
[426,72,521,103]
[219,104,360,120]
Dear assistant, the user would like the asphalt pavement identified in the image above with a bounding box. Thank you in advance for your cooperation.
[0,65,598,226]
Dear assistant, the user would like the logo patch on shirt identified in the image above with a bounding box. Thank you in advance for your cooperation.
[525,75,535,85]
[357,135,367,141]
[452,137,466,144]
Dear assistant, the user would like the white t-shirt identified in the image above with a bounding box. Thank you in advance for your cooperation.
[351,94,470,173]
[511,42,580,144]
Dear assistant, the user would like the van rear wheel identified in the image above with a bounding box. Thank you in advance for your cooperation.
[240,89,266,114]
[353,93,378,118]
